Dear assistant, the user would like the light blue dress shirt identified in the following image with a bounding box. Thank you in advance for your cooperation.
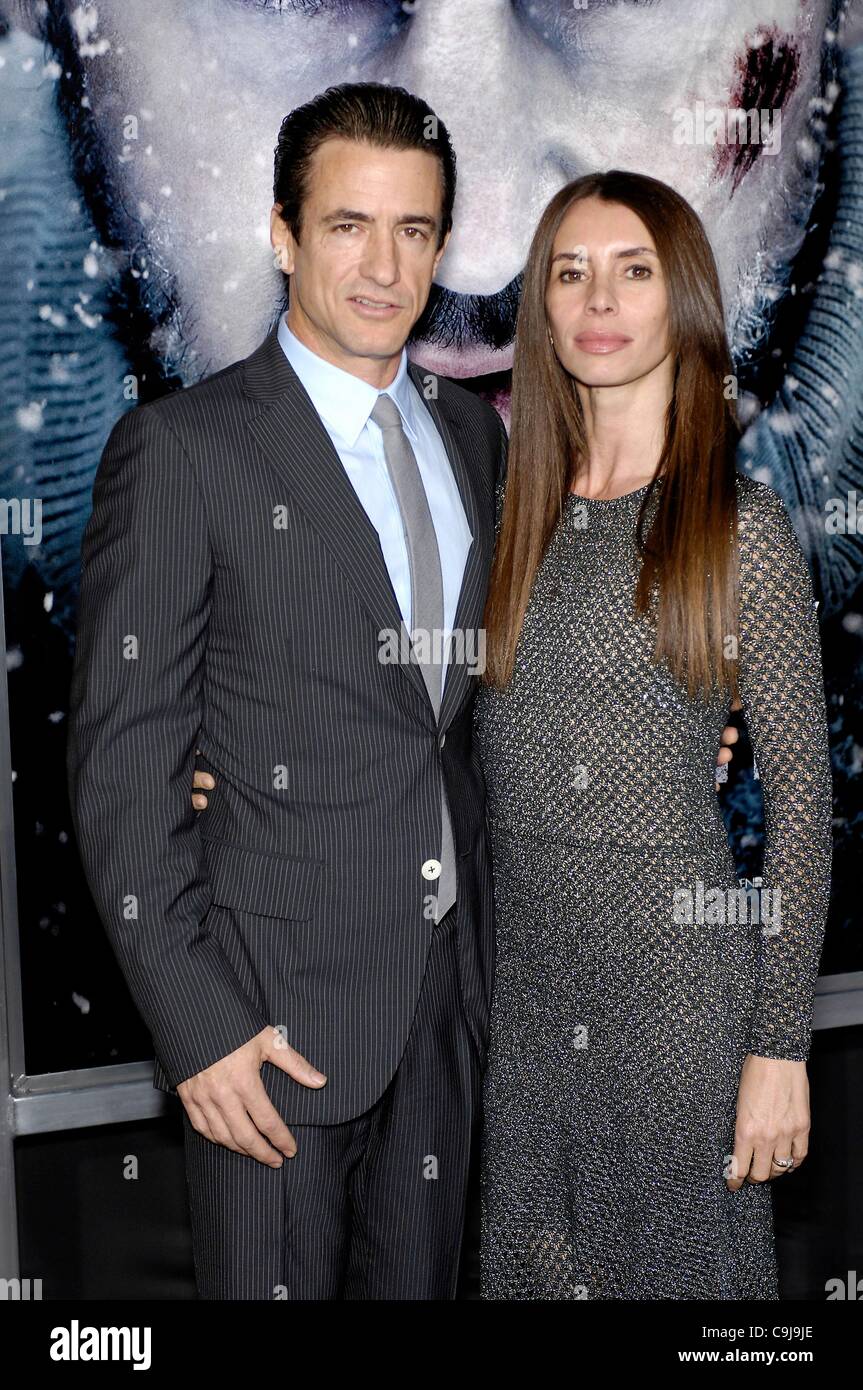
[277,316,473,692]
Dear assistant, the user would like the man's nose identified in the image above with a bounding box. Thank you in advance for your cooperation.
[358,232,400,286]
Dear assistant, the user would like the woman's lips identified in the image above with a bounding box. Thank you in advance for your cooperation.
[574,333,632,354]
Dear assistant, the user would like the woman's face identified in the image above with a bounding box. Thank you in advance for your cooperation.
[544,198,672,393]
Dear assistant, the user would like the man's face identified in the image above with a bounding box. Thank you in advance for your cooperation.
[271,138,449,384]
[545,199,671,393]
[46,0,838,409]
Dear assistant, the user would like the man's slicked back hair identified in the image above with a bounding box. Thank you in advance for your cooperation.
[273,81,456,248]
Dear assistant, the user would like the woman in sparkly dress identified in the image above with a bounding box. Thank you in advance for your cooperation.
[474,171,833,1300]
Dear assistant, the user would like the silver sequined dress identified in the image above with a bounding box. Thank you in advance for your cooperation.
[473,472,833,1301]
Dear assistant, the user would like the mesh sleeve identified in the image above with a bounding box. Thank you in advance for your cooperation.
[735,480,834,1062]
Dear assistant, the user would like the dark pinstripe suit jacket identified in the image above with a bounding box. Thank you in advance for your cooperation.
[67,322,508,1124]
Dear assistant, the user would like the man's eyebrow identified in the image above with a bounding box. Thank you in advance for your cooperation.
[320,208,439,228]
[550,245,658,264]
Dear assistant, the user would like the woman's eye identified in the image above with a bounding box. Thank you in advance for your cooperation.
[558,263,653,283]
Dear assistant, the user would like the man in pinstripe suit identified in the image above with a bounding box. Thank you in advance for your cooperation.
[67,83,506,1299]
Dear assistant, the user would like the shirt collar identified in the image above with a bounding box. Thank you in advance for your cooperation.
[277,314,418,450]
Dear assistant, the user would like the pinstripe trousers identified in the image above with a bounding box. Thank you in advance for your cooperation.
[181,904,483,1299]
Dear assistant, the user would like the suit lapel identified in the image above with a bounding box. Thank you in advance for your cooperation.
[243,324,485,730]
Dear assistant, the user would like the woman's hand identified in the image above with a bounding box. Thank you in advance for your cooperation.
[192,749,215,810]
[726,1053,810,1189]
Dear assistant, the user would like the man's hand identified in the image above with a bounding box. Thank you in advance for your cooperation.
[178,1025,327,1165]
[192,757,214,810]
[725,1053,809,1190]
[715,697,742,791]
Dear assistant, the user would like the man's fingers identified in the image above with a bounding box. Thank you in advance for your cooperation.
[715,723,740,788]
[263,1028,327,1089]
[191,770,214,810]
[184,1098,216,1144]
[198,1106,245,1156]
[184,1088,296,1165]
[243,1083,299,1160]
[213,1096,291,1166]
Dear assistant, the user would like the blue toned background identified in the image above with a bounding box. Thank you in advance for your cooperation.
[1,8,861,1078]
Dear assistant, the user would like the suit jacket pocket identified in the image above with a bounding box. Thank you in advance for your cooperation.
[202,837,322,920]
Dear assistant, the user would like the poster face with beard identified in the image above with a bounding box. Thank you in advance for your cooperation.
[0,0,860,1074]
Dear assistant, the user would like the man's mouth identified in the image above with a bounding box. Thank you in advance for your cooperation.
[348,295,402,315]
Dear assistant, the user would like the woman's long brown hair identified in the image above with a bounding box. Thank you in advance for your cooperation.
[482,170,741,703]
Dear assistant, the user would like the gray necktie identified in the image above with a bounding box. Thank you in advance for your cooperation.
[370,392,456,923]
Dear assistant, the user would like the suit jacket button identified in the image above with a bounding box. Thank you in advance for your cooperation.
[422,858,442,880]
[439,732,446,748]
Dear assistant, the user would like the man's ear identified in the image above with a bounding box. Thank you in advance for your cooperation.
[432,227,452,275]
[271,203,295,275]
[2,1,47,39]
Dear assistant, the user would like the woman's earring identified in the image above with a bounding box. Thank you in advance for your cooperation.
[548,333,555,346]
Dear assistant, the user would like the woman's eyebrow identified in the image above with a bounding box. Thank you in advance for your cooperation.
[550,245,658,264]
